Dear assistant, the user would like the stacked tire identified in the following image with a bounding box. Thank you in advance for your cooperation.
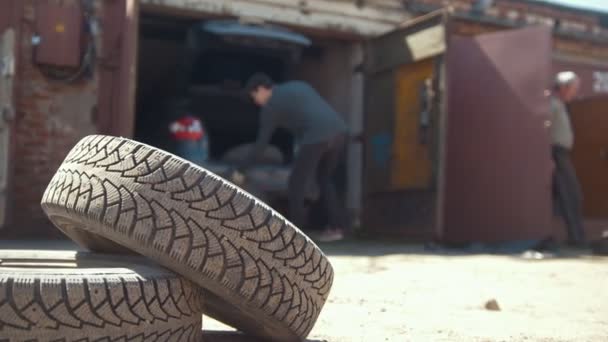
[1,135,334,341]
[0,250,204,341]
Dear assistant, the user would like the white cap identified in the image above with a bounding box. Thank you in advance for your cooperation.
[554,71,579,87]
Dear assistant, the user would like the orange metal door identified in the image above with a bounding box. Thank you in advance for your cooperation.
[364,10,446,194]
[392,59,435,189]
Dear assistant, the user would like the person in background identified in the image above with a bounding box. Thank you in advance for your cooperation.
[242,73,349,242]
[550,71,586,246]
[168,101,208,166]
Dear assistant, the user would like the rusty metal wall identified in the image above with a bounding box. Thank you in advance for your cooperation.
[0,1,16,33]
[97,0,138,138]
[568,96,608,220]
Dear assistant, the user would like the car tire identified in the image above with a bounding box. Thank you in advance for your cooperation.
[0,250,203,341]
[41,135,334,341]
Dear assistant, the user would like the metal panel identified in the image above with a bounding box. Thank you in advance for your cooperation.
[98,0,139,137]
[365,10,446,74]
[569,96,608,218]
[364,10,446,194]
[34,3,83,67]
[440,26,554,243]
[364,69,394,193]
[0,28,16,228]
[404,24,445,62]
[392,58,434,190]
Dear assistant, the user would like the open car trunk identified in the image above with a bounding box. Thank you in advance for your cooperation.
[134,15,322,206]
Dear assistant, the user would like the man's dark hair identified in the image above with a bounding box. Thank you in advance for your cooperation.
[245,73,274,93]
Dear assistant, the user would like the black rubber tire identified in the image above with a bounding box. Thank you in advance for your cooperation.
[41,135,334,341]
[0,250,203,341]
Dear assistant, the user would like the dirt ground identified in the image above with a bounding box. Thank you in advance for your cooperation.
[205,241,608,342]
[2,239,606,341]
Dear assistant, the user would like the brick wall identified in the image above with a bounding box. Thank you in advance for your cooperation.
[5,0,100,237]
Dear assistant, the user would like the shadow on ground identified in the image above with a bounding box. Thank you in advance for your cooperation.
[315,237,599,260]
[203,331,325,342]
[0,237,601,261]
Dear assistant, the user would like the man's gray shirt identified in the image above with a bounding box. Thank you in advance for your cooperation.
[248,81,348,164]
[550,96,574,150]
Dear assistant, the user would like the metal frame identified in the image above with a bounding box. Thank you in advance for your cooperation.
[0,0,21,230]
[97,0,139,138]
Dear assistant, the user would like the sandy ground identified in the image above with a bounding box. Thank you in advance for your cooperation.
[2,239,606,341]
[205,241,608,342]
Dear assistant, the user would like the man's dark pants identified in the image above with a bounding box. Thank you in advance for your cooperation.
[288,133,347,230]
[552,145,585,243]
